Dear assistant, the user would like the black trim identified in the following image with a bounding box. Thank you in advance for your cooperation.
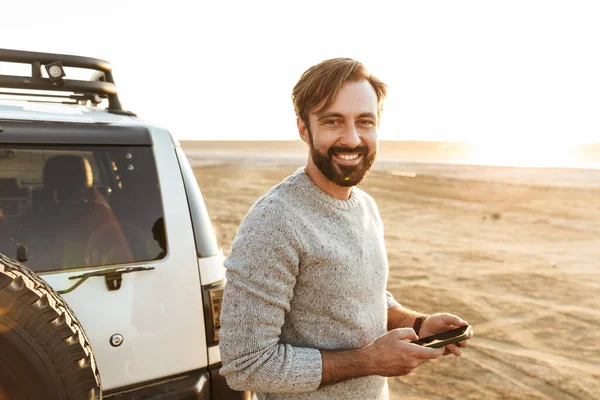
[102,366,250,400]
[0,120,151,145]
[0,75,117,95]
[103,369,210,399]
[174,147,221,258]
[209,363,251,400]
[0,49,112,71]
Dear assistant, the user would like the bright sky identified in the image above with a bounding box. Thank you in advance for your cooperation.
[2,0,599,147]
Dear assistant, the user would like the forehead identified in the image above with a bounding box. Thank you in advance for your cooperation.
[314,80,378,117]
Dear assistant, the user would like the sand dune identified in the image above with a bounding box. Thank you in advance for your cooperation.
[188,145,600,400]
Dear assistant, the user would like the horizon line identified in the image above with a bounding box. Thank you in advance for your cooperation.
[179,139,600,146]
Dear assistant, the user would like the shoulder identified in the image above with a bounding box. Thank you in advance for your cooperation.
[353,186,379,211]
[239,174,301,229]
[354,186,384,229]
[228,178,303,264]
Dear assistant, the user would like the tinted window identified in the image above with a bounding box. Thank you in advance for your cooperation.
[0,145,165,272]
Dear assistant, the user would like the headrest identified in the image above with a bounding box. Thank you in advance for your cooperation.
[0,178,19,194]
[0,178,28,197]
[43,155,93,193]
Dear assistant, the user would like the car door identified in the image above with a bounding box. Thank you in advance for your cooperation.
[0,123,210,392]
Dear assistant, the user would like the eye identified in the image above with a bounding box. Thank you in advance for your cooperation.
[358,120,376,127]
[324,119,340,126]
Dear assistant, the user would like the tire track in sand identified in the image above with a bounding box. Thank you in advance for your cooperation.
[388,280,600,319]
[473,337,600,376]
[388,279,600,399]
[466,347,591,400]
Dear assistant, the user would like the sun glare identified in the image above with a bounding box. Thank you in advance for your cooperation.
[467,142,578,168]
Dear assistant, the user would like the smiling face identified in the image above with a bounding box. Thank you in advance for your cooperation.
[301,80,379,187]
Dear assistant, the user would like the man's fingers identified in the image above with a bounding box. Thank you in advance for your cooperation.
[412,345,444,360]
[445,344,462,356]
[456,328,474,348]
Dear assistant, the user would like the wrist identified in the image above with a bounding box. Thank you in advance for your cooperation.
[358,343,379,376]
[412,315,428,336]
[321,346,376,387]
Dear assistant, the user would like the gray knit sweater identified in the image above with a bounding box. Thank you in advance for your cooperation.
[220,168,400,399]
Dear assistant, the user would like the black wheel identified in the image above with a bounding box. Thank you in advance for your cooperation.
[0,253,101,400]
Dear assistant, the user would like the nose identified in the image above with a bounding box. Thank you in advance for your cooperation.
[339,124,361,148]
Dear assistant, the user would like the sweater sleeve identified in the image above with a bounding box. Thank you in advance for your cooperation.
[386,291,401,309]
[219,200,322,393]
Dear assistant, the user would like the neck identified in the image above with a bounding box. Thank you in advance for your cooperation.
[304,162,353,200]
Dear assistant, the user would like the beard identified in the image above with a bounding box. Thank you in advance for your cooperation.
[307,127,377,187]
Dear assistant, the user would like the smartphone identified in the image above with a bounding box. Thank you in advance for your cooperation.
[411,325,472,348]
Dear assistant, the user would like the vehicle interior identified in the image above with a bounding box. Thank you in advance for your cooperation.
[0,145,165,272]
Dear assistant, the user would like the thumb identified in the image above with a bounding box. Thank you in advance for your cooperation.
[440,313,468,327]
[393,328,419,341]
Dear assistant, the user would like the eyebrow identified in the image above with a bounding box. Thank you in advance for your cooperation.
[316,112,377,121]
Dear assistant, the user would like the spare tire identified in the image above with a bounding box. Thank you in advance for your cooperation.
[0,253,101,399]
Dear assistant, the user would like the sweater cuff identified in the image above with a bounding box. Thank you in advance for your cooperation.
[290,347,323,392]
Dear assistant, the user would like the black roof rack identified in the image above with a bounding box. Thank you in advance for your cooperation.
[0,48,135,116]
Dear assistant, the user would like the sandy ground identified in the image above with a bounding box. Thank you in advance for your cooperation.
[187,144,600,400]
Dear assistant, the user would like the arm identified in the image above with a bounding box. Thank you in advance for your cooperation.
[387,304,427,332]
[320,328,444,386]
[219,203,322,393]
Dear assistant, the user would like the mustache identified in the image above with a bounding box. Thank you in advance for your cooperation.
[328,146,369,157]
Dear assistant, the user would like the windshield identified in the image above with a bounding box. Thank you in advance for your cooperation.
[0,145,165,272]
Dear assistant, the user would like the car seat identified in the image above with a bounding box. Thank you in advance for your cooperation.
[33,154,133,269]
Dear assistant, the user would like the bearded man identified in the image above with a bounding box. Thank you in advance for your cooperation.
[220,58,472,400]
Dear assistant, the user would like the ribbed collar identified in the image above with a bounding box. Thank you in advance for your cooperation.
[292,168,361,210]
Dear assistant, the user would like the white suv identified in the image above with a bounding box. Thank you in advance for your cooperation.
[0,48,244,399]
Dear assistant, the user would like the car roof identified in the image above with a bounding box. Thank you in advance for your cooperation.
[0,100,137,124]
[0,101,177,145]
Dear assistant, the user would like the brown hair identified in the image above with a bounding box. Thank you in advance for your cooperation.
[292,58,388,125]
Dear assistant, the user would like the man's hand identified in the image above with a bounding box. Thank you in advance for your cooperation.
[418,313,473,356]
[362,328,445,377]
[321,328,444,386]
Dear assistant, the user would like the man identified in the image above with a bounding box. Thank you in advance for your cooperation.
[220,58,473,399]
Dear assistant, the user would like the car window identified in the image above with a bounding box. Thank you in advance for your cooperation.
[175,146,220,258]
[0,145,165,272]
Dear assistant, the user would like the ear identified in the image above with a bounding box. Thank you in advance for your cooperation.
[297,117,310,145]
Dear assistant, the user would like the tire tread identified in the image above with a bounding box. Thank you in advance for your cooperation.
[0,253,101,400]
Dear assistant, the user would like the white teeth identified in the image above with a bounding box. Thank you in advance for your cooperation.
[337,154,360,161]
